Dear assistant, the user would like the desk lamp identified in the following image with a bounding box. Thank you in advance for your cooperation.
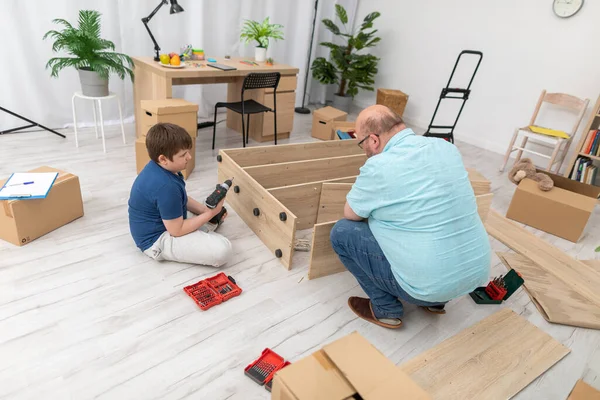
[142,0,185,61]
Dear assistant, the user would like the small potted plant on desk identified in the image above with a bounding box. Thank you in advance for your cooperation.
[240,17,284,62]
[266,57,274,66]
[311,5,381,113]
[43,9,134,97]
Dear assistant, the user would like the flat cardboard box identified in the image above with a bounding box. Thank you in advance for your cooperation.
[331,121,356,141]
[135,136,196,180]
[271,332,430,400]
[506,170,600,242]
[0,166,84,246]
[568,379,600,399]
[312,106,347,141]
[140,99,199,138]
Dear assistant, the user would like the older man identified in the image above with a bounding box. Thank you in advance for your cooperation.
[331,105,490,329]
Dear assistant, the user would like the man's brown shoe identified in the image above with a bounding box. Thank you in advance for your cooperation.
[347,296,403,329]
[420,305,447,315]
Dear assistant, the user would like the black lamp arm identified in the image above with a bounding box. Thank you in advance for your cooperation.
[141,0,167,61]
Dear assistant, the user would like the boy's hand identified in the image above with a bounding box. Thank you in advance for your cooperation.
[211,198,226,216]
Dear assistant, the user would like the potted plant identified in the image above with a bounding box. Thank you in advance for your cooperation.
[311,5,381,112]
[240,17,284,62]
[43,10,134,97]
[266,57,274,66]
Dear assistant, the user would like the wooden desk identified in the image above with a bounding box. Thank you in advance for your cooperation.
[132,57,299,142]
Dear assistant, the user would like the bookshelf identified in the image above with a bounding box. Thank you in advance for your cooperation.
[563,94,600,185]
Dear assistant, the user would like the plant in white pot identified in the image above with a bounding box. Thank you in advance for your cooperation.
[43,10,134,97]
[311,5,381,112]
[240,17,284,62]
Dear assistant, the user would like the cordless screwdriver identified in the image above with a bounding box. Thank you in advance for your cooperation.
[205,178,233,209]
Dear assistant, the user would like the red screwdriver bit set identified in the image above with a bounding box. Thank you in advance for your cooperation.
[244,348,291,391]
[183,272,242,311]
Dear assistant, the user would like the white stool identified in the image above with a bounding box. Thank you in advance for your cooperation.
[71,91,126,153]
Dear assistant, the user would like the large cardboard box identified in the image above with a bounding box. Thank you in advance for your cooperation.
[0,166,84,246]
[140,99,198,138]
[506,170,600,242]
[312,106,347,141]
[331,121,356,141]
[271,332,430,400]
[135,136,196,180]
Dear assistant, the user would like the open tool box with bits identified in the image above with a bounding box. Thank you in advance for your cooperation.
[244,348,290,392]
[183,272,242,311]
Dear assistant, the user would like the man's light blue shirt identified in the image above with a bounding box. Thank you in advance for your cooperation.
[346,128,491,302]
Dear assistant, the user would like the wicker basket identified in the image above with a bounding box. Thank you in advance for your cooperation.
[376,88,409,117]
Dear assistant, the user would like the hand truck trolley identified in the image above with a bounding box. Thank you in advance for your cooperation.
[423,50,483,144]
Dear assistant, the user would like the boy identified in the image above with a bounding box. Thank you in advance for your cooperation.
[128,123,232,267]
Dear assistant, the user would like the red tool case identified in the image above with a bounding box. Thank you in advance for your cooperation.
[244,348,291,390]
[183,272,242,311]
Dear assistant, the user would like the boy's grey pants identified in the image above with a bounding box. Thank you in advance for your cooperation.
[143,214,232,267]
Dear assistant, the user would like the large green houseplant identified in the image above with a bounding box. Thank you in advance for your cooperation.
[311,5,381,112]
[43,10,134,97]
[240,17,284,62]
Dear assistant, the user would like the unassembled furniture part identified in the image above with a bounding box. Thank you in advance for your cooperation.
[217,140,492,272]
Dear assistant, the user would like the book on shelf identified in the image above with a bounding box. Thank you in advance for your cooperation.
[570,155,598,185]
[581,129,600,156]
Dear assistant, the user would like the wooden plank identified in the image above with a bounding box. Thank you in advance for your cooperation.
[244,154,367,189]
[308,221,344,280]
[497,252,600,330]
[223,140,363,167]
[269,177,357,231]
[476,193,493,223]
[217,150,297,269]
[400,308,570,400]
[316,183,353,224]
[484,209,600,308]
[308,193,495,280]
[466,168,491,195]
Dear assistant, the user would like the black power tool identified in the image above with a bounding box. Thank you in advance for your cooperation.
[205,178,233,209]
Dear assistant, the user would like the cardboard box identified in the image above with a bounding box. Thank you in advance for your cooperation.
[331,121,356,141]
[567,379,600,400]
[506,170,600,242]
[312,106,347,141]
[135,136,196,180]
[376,88,409,117]
[271,332,430,400]
[0,166,84,246]
[140,99,199,138]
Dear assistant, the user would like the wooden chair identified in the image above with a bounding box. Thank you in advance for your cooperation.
[500,90,589,173]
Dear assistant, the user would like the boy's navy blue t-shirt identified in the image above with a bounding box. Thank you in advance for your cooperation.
[128,161,188,251]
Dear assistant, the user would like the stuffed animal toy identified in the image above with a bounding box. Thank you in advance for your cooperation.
[508,158,554,191]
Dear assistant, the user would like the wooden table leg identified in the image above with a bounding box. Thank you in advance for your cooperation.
[133,64,173,138]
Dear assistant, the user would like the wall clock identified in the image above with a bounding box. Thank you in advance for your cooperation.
[553,0,584,18]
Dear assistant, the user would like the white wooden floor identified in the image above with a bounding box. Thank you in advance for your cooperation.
[0,109,599,400]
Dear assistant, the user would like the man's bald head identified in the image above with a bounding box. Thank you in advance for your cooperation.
[356,105,405,137]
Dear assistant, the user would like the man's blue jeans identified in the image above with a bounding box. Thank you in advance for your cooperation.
[330,219,445,319]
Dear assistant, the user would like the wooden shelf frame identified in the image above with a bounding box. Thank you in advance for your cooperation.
[564,94,600,178]
[217,140,493,273]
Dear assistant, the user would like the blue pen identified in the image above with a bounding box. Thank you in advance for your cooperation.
[7,181,34,186]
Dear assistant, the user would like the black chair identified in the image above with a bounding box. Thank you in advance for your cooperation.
[212,72,281,149]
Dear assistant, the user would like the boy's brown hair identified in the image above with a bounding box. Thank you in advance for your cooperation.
[146,123,193,162]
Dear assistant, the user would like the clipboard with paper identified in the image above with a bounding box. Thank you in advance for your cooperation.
[0,172,59,200]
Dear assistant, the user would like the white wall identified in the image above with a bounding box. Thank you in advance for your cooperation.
[352,0,600,168]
